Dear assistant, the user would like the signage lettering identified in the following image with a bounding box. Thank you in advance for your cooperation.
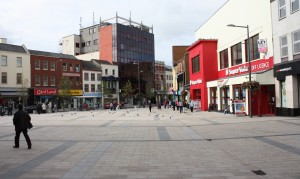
[276,67,292,72]
[34,89,57,95]
[190,79,202,85]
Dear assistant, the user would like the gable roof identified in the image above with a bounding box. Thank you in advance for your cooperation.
[0,43,27,53]
[82,60,101,71]
[29,50,77,60]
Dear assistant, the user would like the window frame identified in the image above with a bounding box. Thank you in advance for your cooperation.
[219,49,229,69]
[35,60,40,70]
[43,60,48,70]
[231,43,242,66]
[91,73,95,81]
[279,0,286,19]
[84,84,89,92]
[50,76,55,86]
[1,72,7,84]
[43,75,48,86]
[292,29,300,55]
[1,55,7,66]
[191,55,200,74]
[84,73,89,81]
[16,73,22,84]
[35,75,40,86]
[280,35,289,59]
[291,0,299,13]
[16,57,22,67]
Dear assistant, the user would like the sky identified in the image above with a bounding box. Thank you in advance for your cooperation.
[0,0,228,66]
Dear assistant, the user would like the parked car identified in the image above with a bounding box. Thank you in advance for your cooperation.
[24,105,37,113]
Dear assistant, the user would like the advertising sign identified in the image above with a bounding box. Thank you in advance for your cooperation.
[34,88,57,95]
[234,100,246,115]
[257,39,268,53]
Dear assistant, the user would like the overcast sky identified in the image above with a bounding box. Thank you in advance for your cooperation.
[0,0,227,66]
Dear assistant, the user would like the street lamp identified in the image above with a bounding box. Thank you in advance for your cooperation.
[227,24,252,118]
[133,61,142,107]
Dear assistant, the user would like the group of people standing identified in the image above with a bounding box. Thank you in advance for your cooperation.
[147,99,196,113]
[36,101,57,114]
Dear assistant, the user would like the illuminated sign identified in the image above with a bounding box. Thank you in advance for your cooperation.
[34,88,57,95]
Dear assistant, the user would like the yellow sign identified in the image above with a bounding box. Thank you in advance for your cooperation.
[59,90,83,96]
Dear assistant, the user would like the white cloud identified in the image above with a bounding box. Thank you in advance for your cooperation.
[0,0,227,65]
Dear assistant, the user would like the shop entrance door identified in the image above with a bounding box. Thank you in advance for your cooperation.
[267,85,275,114]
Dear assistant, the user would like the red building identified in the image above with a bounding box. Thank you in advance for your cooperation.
[187,40,218,111]
[29,50,82,105]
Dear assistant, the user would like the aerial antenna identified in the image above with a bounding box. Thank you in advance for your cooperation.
[116,12,118,23]
[129,11,132,26]
[92,12,95,52]
[79,17,83,29]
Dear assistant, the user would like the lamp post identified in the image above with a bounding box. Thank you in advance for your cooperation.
[134,61,141,107]
[227,24,252,118]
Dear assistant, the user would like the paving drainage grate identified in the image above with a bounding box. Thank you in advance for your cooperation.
[252,170,266,175]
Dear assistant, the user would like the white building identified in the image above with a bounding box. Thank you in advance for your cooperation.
[271,0,300,116]
[194,0,275,116]
[165,65,173,96]
[0,39,31,107]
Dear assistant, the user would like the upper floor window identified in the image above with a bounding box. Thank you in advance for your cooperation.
[112,69,115,76]
[43,60,48,70]
[1,55,7,66]
[84,84,89,92]
[97,73,101,81]
[1,72,7,84]
[35,60,40,69]
[76,64,80,72]
[50,61,55,70]
[105,69,108,75]
[62,63,67,71]
[280,35,289,60]
[279,0,286,19]
[94,39,98,45]
[16,57,22,67]
[76,77,80,86]
[84,73,89,81]
[219,49,228,69]
[16,73,22,84]
[43,75,48,86]
[293,29,300,55]
[35,75,40,86]
[91,73,95,81]
[291,0,299,13]
[50,76,55,86]
[231,43,242,66]
[245,34,260,61]
[91,84,95,92]
[69,64,73,72]
[192,55,200,74]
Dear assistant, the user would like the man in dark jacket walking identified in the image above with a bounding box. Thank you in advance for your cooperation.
[13,104,32,149]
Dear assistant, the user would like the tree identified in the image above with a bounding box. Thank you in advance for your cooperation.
[122,80,134,103]
[18,78,29,106]
[58,76,71,110]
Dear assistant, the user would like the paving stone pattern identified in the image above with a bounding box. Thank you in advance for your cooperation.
[0,107,300,178]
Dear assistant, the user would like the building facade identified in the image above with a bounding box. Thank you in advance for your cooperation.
[0,39,31,107]
[165,65,173,99]
[271,0,300,116]
[194,0,274,116]
[29,50,82,108]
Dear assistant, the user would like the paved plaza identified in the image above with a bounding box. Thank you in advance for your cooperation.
[0,107,300,179]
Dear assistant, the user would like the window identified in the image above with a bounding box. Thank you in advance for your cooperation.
[81,42,85,47]
[97,84,101,91]
[246,34,259,61]
[69,64,73,72]
[35,75,40,86]
[291,0,299,13]
[43,75,48,86]
[231,43,242,66]
[281,80,286,107]
[76,43,80,48]
[1,55,7,66]
[94,39,98,45]
[219,49,228,69]
[84,73,89,81]
[91,84,95,92]
[292,30,300,54]
[93,27,97,33]
[50,61,55,70]
[279,0,286,19]
[91,73,95,81]
[86,41,91,47]
[280,35,289,60]
[35,60,40,69]
[97,73,101,81]
[50,76,55,86]
[192,55,200,73]
[63,63,67,71]
[76,64,80,72]
[1,72,7,84]
[105,69,108,75]
[89,28,93,34]
[16,57,22,67]
[43,60,48,70]
[84,84,89,92]
[112,69,115,76]
[16,73,22,84]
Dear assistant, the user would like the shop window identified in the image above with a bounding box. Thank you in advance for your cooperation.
[280,80,286,107]
[221,86,230,110]
[233,85,246,100]
[209,87,218,110]
[231,43,242,66]
[219,49,228,69]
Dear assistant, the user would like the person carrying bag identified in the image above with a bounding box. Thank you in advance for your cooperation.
[12,104,32,149]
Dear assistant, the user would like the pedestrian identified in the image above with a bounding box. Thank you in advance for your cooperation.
[7,105,13,116]
[190,100,194,112]
[179,101,183,113]
[42,102,46,113]
[13,104,32,149]
[148,100,152,113]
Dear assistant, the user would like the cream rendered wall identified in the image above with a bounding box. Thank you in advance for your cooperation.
[61,35,80,55]
[0,51,31,87]
[195,0,274,61]
[76,52,99,61]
